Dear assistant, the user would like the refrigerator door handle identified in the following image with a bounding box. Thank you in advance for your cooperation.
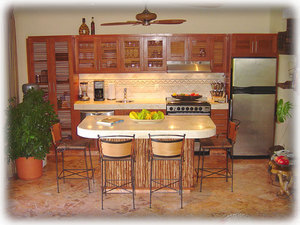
[233,86,276,94]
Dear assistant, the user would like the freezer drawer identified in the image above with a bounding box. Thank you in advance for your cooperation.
[232,94,276,156]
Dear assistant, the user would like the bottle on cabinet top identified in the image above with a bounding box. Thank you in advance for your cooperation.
[91,17,95,35]
[79,18,90,35]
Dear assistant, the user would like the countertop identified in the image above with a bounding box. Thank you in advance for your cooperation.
[77,115,216,139]
[74,98,228,110]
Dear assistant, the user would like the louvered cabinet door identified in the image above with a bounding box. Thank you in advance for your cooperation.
[210,35,228,72]
[27,37,52,102]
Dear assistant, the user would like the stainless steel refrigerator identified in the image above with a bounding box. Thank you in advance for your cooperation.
[231,58,277,156]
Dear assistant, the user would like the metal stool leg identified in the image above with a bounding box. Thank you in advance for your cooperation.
[231,149,234,192]
[150,158,153,208]
[55,149,60,193]
[196,148,201,183]
[62,152,65,183]
[101,158,104,210]
[200,148,205,192]
[179,159,183,209]
[226,149,229,182]
[131,158,135,209]
[88,143,95,184]
[83,148,91,193]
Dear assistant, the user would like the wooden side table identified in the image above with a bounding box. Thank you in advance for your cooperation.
[269,161,293,197]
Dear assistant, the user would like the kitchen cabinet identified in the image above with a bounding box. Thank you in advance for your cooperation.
[74,36,97,73]
[167,35,188,61]
[27,36,77,139]
[231,34,277,57]
[74,35,121,73]
[167,34,228,72]
[120,36,143,72]
[188,35,210,61]
[144,36,167,71]
[210,109,228,137]
[210,35,228,72]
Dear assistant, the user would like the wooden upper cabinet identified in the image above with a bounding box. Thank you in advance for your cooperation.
[167,36,188,61]
[120,36,143,72]
[210,35,228,72]
[188,35,210,61]
[75,35,121,73]
[231,34,277,57]
[74,36,98,73]
[144,36,167,71]
[97,36,121,72]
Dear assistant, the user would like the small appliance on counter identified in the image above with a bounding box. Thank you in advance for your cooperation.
[79,82,90,101]
[94,80,104,101]
[107,83,116,100]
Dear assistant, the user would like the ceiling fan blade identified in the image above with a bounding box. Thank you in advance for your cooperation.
[151,19,187,24]
[101,21,141,26]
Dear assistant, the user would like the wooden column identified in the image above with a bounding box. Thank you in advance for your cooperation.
[103,139,195,189]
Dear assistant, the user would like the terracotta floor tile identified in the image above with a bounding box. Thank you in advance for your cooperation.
[5,155,294,221]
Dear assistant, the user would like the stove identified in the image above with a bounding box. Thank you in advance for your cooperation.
[166,97,211,115]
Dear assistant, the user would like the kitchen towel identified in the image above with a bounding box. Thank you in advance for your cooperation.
[107,83,116,100]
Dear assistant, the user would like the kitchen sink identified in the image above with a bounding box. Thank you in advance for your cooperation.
[116,99,134,103]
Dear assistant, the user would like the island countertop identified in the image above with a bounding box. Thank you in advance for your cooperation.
[77,115,216,139]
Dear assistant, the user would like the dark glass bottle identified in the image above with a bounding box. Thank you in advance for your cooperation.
[91,17,95,35]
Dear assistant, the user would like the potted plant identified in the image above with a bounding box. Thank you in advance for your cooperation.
[8,88,58,180]
[276,99,293,123]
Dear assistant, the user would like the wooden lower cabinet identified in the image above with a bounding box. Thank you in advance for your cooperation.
[210,109,228,137]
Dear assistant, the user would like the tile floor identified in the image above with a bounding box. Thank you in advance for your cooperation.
[5,154,294,222]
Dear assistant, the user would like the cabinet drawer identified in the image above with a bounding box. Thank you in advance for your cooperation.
[211,109,228,120]
[213,119,228,132]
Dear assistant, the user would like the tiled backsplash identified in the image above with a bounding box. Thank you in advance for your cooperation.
[79,73,225,100]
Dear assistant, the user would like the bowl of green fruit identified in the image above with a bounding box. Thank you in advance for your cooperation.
[129,109,165,123]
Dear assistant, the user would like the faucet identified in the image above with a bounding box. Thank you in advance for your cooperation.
[124,88,127,100]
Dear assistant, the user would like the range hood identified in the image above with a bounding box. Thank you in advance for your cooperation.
[167,61,211,73]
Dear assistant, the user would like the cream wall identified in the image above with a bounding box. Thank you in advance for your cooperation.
[14,6,285,97]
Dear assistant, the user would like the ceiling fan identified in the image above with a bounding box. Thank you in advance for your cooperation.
[100,8,186,26]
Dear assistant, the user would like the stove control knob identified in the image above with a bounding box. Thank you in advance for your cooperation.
[190,107,194,111]
[177,107,180,111]
[199,107,202,111]
[186,107,189,111]
[195,107,198,111]
[181,107,185,111]
[169,107,173,111]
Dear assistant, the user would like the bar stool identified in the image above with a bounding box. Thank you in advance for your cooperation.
[196,119,240,192]
[148,134,186,209]
[50,123,94,193]
[98,135,135,210]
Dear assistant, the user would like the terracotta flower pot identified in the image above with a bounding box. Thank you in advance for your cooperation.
[15,157,43,180]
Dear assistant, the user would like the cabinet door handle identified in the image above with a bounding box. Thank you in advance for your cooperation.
[255,41,258,53]
[251,41,254,53]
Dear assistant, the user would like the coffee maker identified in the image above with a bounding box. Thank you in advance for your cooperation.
[94,80,104,101]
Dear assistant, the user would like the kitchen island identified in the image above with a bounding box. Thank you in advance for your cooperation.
[78,115,216,189]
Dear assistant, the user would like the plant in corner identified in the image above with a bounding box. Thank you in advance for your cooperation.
[8,88,58,180]
[276,99,293,123]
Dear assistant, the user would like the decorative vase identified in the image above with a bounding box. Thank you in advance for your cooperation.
[15,157,43,180]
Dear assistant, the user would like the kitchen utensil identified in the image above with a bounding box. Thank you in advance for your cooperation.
[107,83,116,100]
[80,82,90,101]
[22,83,40,94]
